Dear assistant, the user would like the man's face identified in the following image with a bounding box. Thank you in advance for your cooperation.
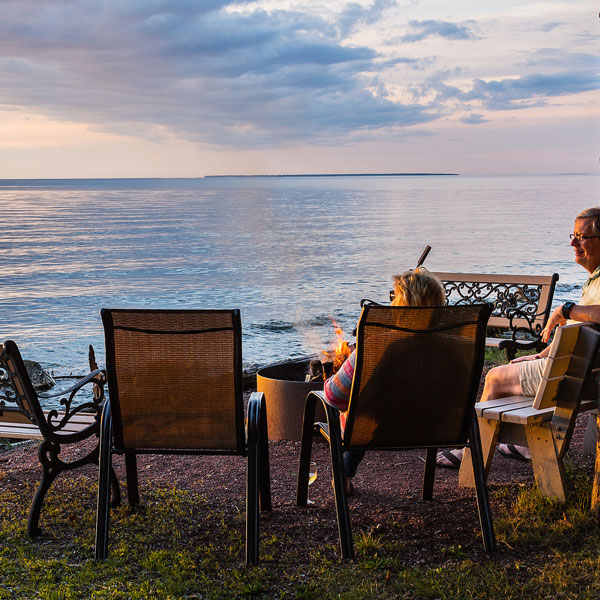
[571,217,600,273]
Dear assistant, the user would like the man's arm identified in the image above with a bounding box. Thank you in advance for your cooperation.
[541,303,600,343]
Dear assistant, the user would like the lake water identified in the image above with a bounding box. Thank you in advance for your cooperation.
[1,174,598,380]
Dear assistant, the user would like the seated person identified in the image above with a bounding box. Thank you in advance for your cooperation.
[323,268,446,493]
[437,206,600,467]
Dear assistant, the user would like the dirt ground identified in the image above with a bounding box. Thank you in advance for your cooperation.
[0,364,596,566]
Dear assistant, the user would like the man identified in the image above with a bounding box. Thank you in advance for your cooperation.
[437,206,600,467]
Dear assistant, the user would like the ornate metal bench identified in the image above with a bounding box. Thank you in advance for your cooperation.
[0,341,119,537]
[432,272,559,360]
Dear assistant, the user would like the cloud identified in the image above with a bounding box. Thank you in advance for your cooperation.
[401,19,478,43]
[458,72,599,110]
[0,1,437,147]
[337,0,396,37]
[459,113,488,124]
[522,48,598,70]
[0,1,596,153]
[539,22,563,33]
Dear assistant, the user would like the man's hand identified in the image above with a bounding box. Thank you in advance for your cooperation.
[541,305,567,343]
[510,354,540,364]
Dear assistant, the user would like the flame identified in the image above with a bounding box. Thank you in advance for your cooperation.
[322,320,352,373]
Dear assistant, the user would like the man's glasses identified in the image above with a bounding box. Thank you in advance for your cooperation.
[570,233,600,242]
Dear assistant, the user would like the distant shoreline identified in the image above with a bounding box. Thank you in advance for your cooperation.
[205,173,460,178]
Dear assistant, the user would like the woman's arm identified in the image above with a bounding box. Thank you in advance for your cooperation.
[323,350,356,411]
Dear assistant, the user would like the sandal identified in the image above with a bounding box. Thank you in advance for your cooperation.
[497,443,531,462]
[436,448,463,469]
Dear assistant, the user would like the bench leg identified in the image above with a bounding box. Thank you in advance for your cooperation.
[583,410,598,456]
[459,418,500,488]
[526,424,566,502]
[28,458,60,537]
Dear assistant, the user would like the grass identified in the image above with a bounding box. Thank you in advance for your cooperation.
[2,347,591,599]
[1,469,600,599]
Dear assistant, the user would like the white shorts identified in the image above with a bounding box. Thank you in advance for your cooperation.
[518,356,548,397]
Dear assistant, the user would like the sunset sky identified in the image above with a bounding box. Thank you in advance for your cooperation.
[0,0,597,178]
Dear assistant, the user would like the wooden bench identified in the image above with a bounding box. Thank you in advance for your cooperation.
[459,322,600,501]
[0,340,120,536]
[432,272,559,360]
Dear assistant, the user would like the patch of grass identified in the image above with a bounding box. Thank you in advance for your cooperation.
[1,470,600,599]
[484,347,538,367]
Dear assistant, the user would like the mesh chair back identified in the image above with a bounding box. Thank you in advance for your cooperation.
[344,303,491,449]
[102,309,244,452]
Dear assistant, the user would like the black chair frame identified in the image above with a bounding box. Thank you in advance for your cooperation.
[296,303,496,559]
[94,308,271,566]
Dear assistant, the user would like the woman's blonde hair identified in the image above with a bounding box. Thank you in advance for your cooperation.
[391,267,446,307]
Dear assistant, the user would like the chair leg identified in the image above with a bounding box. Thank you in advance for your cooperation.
[296,392,317,507]
[124,453,139,507]
[246,395,261,566]
[469,414,497,553]
[326,405,354,560]
[109,465,121,508]
[254,392,271,513]
[422,448,437,500]
[95,403,113,560]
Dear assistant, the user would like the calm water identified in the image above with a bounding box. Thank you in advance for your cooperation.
[1,175,598,381]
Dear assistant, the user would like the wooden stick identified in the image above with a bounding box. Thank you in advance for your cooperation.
[415,245,431,269]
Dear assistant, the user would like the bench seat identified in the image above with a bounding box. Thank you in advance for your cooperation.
[0,411,96,440]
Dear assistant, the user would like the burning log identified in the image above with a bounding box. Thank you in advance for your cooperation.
[305,359,334,382]
[305,320,354,382]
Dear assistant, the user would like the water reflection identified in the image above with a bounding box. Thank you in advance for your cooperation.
[0,175,597,378]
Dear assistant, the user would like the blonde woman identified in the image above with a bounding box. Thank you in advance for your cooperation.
[323,268,446,493]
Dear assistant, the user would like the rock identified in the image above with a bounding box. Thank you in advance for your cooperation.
[23,360,55,391]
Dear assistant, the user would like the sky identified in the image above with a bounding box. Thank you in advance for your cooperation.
[0,0,597,177]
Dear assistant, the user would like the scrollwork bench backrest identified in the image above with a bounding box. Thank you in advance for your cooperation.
[0,341,46,428]
[431,272,559,339]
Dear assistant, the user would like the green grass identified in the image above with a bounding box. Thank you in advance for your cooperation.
[1,469,600,599]
[484,347,537,367]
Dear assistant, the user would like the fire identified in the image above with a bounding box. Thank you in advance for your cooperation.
[322,320,352,374]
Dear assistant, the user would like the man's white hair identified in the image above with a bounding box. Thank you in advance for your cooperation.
[576,207,600,235]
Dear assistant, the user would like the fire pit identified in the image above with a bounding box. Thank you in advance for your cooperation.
[256,358,328,441]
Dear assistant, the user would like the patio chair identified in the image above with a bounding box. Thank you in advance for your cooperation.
[296,302,495,559]
[95,308,271,565]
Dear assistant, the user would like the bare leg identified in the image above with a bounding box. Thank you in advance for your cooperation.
[480,362,522,403]
[438,361,524,468]
[481,362,531,460]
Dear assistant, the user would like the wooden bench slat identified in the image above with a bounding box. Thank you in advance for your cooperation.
[0,411,96,440]
[479,400,539,421]
[499,405,554,424]
[475,395,533,416]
